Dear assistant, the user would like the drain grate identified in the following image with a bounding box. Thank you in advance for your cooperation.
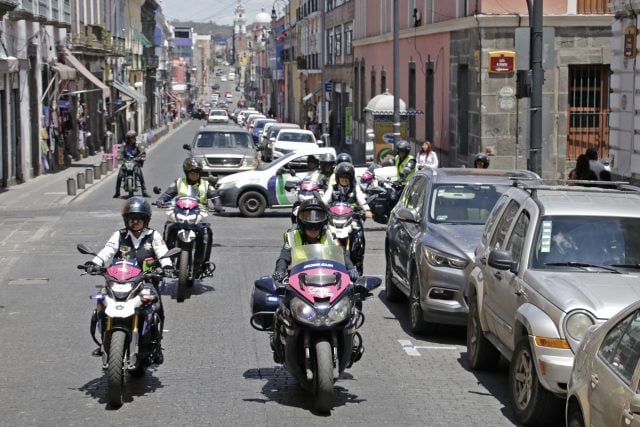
[8,278,50,285]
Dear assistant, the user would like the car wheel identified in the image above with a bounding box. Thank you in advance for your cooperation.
[384,257,403,302]
[466,294,500,370]
[238,191,267,217]
[566,403,585,427]
[409,268,436,335]
[509,336,563,425]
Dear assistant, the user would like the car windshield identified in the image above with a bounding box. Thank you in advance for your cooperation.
[531,216,640,270]
[278,132,314,142]
[211,111,226,117]
[194,132,253,149]
[429,184,507,225]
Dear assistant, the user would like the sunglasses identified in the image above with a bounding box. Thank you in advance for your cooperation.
[305,223,323,231]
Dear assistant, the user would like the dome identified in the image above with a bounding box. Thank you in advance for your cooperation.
[254,8,272,25]
[364,89,406,113]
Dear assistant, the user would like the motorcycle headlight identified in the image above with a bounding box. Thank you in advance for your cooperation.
[109,282,134,299]
[564,310,595,345]
[326,297,352,325]
[422,247,468,269]
[290,297,317,325]
[176,213,197,224]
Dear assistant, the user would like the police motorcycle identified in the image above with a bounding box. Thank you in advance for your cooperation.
[285,175,322,224]
[358,165,401,224]
[249,244,381,413]
[153,186,215,302]
[327,201,366,275]
[77,243,180,408]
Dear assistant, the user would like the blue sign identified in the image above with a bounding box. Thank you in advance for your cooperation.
[324,82,333,93]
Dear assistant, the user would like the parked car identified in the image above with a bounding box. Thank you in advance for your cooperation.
[466,182,640,425]
[215,147,337,217]
[184,124,259,184]
[566,299,640,427]
[207,109,229,124]
[251,118,277,146]
[384,168,539,334]
[245,113,266,132]
[271,129,320,159]
[260,123,301,161]
[237,108,258,126]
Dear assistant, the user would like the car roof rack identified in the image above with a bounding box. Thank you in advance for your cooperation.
[509,179,640,196]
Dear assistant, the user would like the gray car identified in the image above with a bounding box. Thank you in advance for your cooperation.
[184,124,259,184]
[466,182,640,425]
[384,168,539,335]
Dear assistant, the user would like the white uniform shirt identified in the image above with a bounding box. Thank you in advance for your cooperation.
[92,228,171,267]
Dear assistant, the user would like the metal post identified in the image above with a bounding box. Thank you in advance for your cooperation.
[77,172,85,189]
[93,164,102,180]
[85,167,94,184]
[529,0,543,176]
[66,177,76,196]
[393,0,401,147]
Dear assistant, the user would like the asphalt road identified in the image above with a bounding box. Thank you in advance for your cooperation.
[0,121,535,426]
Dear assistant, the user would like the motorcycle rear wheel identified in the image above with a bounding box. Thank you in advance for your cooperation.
[107,330,127,407]
[177,249,190,302]
[314,339,335,413]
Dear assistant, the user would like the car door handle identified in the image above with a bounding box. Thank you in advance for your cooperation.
[590,374,599,389]
[494,271,502,280]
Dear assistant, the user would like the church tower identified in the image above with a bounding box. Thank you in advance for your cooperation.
[234,0,246,35]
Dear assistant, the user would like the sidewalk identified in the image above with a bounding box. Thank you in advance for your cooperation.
[0,120,189,211]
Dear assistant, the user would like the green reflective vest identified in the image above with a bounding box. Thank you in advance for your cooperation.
[176,178,209,205]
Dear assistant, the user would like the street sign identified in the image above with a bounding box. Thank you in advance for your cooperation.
[324,81,333,93]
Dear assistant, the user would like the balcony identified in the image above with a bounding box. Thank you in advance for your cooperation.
[577,0,611,13]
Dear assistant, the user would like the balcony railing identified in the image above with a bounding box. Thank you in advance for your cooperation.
[577,0,611,14]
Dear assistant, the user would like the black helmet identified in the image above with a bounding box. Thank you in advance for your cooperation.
[121,196,152,228]
[474,153,489,169]
[336,152,352,165]
[297,198,328,232]
[319,152,336,165]
[396,140,411,153]
[334,162,356,184]
[183,157,203,175]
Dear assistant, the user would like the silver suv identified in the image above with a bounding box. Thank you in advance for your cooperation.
[466,182,640,425]
[184,124,259,184]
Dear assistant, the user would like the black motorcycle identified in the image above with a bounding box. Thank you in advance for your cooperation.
[359,168,401,224]
[250,244,381,412]
[77,244,179,407]
[119,153,145,198]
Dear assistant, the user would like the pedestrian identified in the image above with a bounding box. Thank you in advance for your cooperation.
[416,140,438,170]
[568,154,597,184]
[39,117,50,174]
[585,148,605,179]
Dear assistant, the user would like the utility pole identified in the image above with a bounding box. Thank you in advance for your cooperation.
[321,0,327,140]
[529,0,543,175]
[393,0,400,147]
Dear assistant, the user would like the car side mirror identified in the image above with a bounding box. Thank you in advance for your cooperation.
[395,207,420,223]
[153,186,162,194]
[488,249,518,273]
[183,144,191,150]
[270,137,276,142]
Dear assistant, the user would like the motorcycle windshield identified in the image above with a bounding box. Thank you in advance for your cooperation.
[175,195,200,210]
[329,202,353,217]
[106,259,143,281]
[289,244,350,303]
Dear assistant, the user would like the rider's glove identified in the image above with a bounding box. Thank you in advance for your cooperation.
[162,266,175,278]
[84,261,101,274]
[348,268,360,283]
[272,271,287,283]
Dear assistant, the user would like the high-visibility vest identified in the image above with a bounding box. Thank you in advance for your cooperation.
[284,229,336,247]
[396,154,416,181]
[176,178,209,205]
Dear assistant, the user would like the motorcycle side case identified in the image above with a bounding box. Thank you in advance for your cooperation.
[250,276,279,330]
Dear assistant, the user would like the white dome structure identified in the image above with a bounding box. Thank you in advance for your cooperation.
[364,89,422,116]
[254,8,272,25]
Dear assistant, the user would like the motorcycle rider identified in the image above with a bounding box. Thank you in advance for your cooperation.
[473,153,490,169]
[155,157,220,277]
[311,152,336,191]
[322,162,372,217]
[83,197,172,363]
[114,130,149,198]
[383,140,416,187]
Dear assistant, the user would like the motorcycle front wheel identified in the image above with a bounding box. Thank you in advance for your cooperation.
[314,339,335,413]
[126,176,134,198]
[107,330,127,407]
[177,249,191,302]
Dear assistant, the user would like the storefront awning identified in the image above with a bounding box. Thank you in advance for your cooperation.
[60,47,110,99]
[51,62,76,80]
[111,79,146,104]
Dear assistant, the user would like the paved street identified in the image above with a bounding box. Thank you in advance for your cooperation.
[0,121,529,426]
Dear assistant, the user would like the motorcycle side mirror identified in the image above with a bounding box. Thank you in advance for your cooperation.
[153,186,162,194]
[77,243,97,256]
[183,144,192,151]
[161,247,181,259]
[355,276,382,293]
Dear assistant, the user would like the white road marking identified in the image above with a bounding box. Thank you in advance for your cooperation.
[399,339,459,356]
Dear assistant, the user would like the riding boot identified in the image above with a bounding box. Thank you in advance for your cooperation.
[113,176,122,198]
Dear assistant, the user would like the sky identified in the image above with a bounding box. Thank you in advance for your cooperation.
[158,0,278,26]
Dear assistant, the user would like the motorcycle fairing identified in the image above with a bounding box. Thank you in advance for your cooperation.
[175,195,200,210]
[104,295,142,318]
[288,244,349,304]
[106,260,142,281]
